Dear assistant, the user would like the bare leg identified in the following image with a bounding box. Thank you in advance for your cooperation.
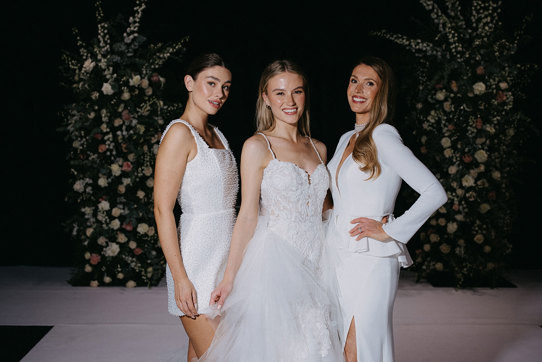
[187,340,196,361]
[344,317,357,362]
[181,315,221,358]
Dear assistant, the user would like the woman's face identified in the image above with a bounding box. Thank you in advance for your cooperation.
[185,65,232,115]
[347,64,380,119]
[263,72,305,127]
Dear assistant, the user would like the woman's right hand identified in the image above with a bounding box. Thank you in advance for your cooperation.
[174,278,198,318]
[209,278,234,311]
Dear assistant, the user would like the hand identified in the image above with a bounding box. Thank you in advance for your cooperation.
[174,278,198,318]
[349,216,390,242]
[209,278,234,310]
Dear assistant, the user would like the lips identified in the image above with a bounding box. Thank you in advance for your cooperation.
[208,99,222,109]
[352,96,367,104]
[282,107,298,115]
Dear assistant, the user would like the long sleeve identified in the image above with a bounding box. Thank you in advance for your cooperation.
[375,124,448,243]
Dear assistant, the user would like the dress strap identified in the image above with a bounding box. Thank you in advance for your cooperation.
[160,119,202,150]
[308,137,324,164]
[256,132,276,160]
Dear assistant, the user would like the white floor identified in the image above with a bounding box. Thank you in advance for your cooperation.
[0,266,540,362]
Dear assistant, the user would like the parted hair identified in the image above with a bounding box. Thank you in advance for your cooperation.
[186,53,228,80]
[351,56,395,179]
[255,60,311,136]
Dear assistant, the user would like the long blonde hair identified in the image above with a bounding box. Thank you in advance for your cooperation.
[351,57,395,179]
[255,60,311,136]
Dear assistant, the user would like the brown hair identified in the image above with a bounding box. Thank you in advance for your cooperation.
[255,60,311,136]
[351,56,395,179]
[186,53,228,80]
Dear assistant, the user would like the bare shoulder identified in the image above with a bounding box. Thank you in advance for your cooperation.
[241,134,273,163]
[161,122,194,146]
[310,137,327,161]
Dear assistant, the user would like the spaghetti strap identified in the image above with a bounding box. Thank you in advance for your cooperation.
[257,132,276,160]
[308,137,324,164]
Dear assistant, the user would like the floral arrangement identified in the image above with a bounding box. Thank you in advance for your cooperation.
[60,0,187,287]
[373,0,537,287]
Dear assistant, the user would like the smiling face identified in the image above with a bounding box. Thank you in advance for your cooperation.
[347,64,381,122]
[185,65,232,116]
[263,72,305,127]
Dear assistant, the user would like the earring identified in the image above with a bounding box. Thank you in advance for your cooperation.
[266,104,271,109]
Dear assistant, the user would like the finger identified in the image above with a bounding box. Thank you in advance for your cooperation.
[186,297,197,317]
[192,290,198,314]
[217,292,229,309]
[177,299,186,315]
[356,231,368,241]
[350,217,369,224]
[210,290,219,306]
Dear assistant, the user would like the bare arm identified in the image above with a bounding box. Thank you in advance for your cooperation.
[210,135,269,308]
[153,123,198,317]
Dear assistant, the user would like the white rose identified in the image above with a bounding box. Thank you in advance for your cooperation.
[429,233,440,243]
[474,150,488,163]
[127,153,136,162]
[438,218,446,226]
[143,167,153,176]
[98,176,108,187]
[90,280,99,287]
[473,82,486,95]
[129,241,137,249]
[97,236,107,246]
[440,137,451,148]
[435,262,444,271]
[101,82,114,95]
[111,164,121,176]
[423,244,431,252]
[430,218,437,226]
[104,276,112,284]
[137,223,149,234]
[91,91,99,100]
[84,252,91,260]
[126,280,137,288]
[122,178,131,186]
[474,234,484,244]
[499,82,509,90]
[117,273,125,279]
[483,245,491,253]
[145,87,153,96]
[137,190,145,199]
[435,90,446,101]
[121,91,131,101]
[147,226,155,236]
[506,128,515,137]
[475,137,486,145]
[85,227,93,237]
[73,180,85,192]
[146,178,154,187]
[83,58,95,72]
[110,219,121,230]
[479,203,491,214]
[443,101,452,112]
[461,175,475,187]
[439,243,451,254]
[491,171,501,180]
[84,264,92,273]
[98,200,110,211]
[130,75,141,86]
[111,207,122,217]
[104,242,120,257]
[117,232,128,243]
[448,165,458,175]
[447,222,458,234]
[444,149,453,158]
[117,185,126,194]
[140,79,149,88]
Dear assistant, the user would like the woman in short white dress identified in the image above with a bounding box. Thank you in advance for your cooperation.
[326,57,447,362]
[153,53,238,360]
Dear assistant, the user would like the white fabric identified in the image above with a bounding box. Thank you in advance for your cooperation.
[327,123,447,267]
[200,135,344,361]
[161,119,239,317]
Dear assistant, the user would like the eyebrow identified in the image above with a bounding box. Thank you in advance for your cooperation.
[205,76,232,83]
[350,75,378,82]
[271,86,304,92]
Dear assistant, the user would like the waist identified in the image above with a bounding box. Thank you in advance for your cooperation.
[181,208,235,217]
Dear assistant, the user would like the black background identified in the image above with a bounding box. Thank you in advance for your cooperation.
[3,0,541,269]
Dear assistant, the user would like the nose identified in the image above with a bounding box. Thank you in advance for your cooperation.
[355,83,363,93]
[286,92,295,105]
[216,87,225,99]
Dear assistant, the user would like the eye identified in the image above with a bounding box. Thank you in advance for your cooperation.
[275,91,285,96]
[367,81,376,87]
[223,85,230,91]
[207,81,216,87]
[294,89,304,94]
[350,78,357,84]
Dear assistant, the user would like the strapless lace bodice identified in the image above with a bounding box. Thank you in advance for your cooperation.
[260,158,330,264]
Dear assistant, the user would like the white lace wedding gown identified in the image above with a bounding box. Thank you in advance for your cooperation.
[199,133,344,362]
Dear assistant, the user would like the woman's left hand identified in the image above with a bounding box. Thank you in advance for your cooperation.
[349,217,390,242]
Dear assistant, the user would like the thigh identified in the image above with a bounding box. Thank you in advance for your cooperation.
[181,315,220,357]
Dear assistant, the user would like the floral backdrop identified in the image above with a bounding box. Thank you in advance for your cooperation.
[60,0,187,287]
[374,0,537,287]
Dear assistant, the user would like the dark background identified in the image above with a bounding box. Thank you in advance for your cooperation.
[3,0,541,269]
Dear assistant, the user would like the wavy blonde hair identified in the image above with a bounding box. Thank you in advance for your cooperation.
[351,57,395,179]
[255,60,311,136]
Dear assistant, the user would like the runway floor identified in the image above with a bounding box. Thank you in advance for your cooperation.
[0,266,540,362]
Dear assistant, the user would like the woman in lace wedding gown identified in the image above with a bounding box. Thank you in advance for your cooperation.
[199,60,343,361]
[154,54,238,360]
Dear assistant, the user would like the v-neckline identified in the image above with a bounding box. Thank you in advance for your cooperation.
[335,132,357,194]
[187,121,227,150]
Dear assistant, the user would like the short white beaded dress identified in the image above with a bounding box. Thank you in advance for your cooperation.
[160,119,238,317]
[199,133,344,362]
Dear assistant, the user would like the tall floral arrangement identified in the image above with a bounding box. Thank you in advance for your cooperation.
[60,0,187,287]
[373,0,536,287]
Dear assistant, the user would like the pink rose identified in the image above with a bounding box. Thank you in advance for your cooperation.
[448,124,455,130]
[475,118,483,129]
[98,144,107,153]
[452,203,459,211]
[496,91,506,103]
[121,110,132,121]
[90,253,101,265]
[476,66,485,75]
[123,222,133,231]
[134,248,143,255]
[434,83,443,89]
[93,133,103,140]
[462,154,473,163]
[150,73,160,83]
[122,161,133,172]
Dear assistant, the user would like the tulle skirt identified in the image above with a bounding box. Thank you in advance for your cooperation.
[199,216,344,362]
